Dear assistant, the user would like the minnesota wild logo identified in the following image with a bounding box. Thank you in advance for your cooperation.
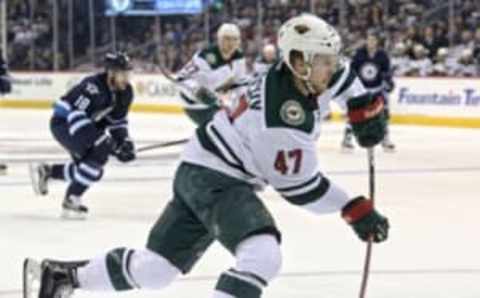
[206,53,217,65]
[280,100,305,126]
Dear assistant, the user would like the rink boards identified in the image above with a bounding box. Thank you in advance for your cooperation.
[1,72,479,128]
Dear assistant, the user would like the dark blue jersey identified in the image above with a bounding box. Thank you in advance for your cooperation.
[351,47,393,93]
[53,72,133,143]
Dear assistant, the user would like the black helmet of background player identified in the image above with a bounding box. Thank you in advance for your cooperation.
[105,51,133,91]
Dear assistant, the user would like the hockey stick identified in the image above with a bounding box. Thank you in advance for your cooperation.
[359,147,375,298]
[136,138,189,153]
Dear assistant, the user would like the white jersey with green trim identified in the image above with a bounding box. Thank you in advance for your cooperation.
[176,45,249,110]
[181,61,367,210]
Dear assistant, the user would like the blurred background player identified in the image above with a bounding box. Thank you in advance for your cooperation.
[253,43,279,75]
[0,49,12,175]
[175,23,249,126]
[26,14,389,298]
[345,31,395,152]
[29,52,136,219]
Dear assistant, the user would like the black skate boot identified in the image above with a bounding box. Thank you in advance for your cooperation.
[29,163,51,196]
[61,195,88,220]
[23,259,87,298]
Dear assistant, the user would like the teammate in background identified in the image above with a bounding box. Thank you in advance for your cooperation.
[0,49,12,175]
[176,23,249,126]
[253,43,279,75]
[346,31,395,152]
[29,52,136,219]
[26,15,389,298]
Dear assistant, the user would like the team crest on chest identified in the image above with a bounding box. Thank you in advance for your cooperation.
[280,100,306,126]
[360,62,379,82]
[206,53,217,66]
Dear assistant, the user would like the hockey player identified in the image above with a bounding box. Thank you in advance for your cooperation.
[345,31,395,152]
[0,49,12,175]
[29,52,136,219]
[26,15,389,298]
[176,23,249,126]
[253,43,279,75]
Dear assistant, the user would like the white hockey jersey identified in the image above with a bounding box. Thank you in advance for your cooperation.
[176,45,249,110]
[181,62,367,210]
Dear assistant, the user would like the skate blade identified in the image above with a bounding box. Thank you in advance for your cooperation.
[23,258,41,298]
[61,209,87,220]
[28,164,47,196]
[28,164,41,196]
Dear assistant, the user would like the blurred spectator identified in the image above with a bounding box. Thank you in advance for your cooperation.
[407,44,432,77]
[450,48,478,77]
[391,42,411,76]
[3,0,479,77]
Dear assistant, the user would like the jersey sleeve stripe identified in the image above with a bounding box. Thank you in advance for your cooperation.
[281,177,331,206]
[278,174,322,197]
[276,172,321,192]
[334,67,356,98]
[196,124,254,178]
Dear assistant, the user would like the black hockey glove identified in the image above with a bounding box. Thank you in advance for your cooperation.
[342,196,389,243]
[383,80,395,93]
[114,139,136,163]
[195,87,220,107]
[347,92,386,148]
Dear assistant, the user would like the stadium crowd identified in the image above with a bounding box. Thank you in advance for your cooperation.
[4,0,480,76]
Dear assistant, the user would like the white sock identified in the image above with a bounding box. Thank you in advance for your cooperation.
[212,290,235,298]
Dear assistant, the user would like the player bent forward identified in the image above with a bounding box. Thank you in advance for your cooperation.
[29,52,136,219]
[25,14,389,298]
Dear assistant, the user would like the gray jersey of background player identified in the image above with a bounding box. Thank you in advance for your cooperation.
[344,32,395,151]
[29,52,136,219]
[176,23,249,126]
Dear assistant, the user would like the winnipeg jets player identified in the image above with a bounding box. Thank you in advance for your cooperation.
[29,52,136,219]
[25,14,389,298]
[347,31,395,152]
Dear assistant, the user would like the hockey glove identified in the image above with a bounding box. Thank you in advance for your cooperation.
[341,196,389,243]
[347,93,386,148]
[195,87,220,107]
[114,139,136,163]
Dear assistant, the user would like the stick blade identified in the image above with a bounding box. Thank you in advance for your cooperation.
[23,258,42,298]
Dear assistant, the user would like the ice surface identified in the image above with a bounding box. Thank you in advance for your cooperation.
[1,109,479,298]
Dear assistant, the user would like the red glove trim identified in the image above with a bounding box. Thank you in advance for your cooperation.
[342,198,374,224]
[347,96,384,124]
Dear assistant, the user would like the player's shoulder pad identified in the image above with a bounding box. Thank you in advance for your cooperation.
[198,45,244,69]
[263,62,315,134]
[74,73,104,97]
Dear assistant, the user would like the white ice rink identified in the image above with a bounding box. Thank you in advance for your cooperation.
[1,108,479,298]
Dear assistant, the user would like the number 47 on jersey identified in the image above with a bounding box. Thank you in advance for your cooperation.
[274,149,302,175]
